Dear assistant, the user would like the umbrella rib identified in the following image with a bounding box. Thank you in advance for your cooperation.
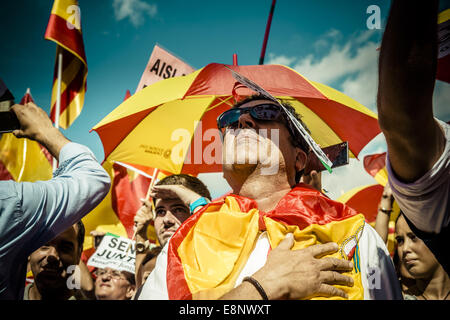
[205,96,235,112]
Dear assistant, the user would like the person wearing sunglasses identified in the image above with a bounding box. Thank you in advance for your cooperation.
[140,94,402,300]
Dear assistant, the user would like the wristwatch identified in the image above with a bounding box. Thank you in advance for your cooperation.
[189,197,209,213]
[136,240,149,254]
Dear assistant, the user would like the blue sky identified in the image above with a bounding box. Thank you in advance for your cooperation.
[1,0,449,198]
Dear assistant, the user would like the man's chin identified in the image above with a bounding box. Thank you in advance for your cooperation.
[35,272,66,288]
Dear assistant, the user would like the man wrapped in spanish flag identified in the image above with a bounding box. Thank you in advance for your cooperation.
[138,95,402,300]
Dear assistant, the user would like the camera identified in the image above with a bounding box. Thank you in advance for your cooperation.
[0,82,20,133]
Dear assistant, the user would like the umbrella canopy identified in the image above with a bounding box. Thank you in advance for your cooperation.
[92,63,380,175]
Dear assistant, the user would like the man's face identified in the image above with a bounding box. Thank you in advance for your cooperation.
[94,268,135,300]
[395,215,439,279]
[154,198,191,247]
[221,99,305,184]
[29,225,80,293]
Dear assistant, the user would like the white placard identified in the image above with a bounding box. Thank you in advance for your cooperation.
[87,233,136,274]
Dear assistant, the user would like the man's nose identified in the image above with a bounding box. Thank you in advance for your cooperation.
[45,247,60,265]
[238,112,257,129]
[163,212,176,225]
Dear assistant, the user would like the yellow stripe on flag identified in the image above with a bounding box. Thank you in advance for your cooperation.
[0,134,52,182]
[50,0,82,32]
[50,56,84,106]
[177,197,365,300]
[438,8,450,24]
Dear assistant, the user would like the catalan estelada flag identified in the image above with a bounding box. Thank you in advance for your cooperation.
[44,0,87,129]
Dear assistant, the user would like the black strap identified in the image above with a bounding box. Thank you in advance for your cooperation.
[243,276,269,300]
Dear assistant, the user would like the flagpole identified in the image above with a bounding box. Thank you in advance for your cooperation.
[53,49,63,170]
[259,0,277,65]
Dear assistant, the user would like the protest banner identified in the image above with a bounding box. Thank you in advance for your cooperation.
[87,233,136,274]
[135,44,195,93]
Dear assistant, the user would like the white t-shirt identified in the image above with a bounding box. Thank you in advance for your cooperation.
[137,223,402,300]
[387,119,450,234]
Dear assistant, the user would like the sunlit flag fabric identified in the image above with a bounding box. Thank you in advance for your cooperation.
[0,89,52,182]
[44,0,87,129]
[363,152,388,186]
[159,184,400,300]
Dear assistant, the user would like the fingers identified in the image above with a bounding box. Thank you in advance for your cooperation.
[320,271,354,287]
[140,198,152,208]
[307,242,339,258]
[319,257,354,272]
[317,283,349,299]
[149,185,178,200]
[275,233,295,251]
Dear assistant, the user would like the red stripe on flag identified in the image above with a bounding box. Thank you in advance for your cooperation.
[0,161,14,180]
[363,152,387,177]
[50,63,86,122]
[345,184,384,223]
[110,163,152,238]
[45,13,87,64]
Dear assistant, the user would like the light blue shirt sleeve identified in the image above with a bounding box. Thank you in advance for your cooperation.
[0,142,111,300]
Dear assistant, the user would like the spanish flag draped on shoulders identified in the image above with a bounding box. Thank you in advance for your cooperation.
[141,184,402,300]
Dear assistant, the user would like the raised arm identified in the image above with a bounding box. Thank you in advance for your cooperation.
[377,0,444,183]
[6,102,111,254]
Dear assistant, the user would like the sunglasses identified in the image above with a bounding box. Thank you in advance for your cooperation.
[217,104,288,131]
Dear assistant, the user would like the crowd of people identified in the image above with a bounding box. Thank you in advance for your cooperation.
[0,1,448,300]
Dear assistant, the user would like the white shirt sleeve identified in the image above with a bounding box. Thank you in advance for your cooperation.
[386,119,450,233]
[358,223,403,300]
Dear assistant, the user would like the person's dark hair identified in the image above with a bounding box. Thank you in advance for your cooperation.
[232,94,311,183]
[121,271,136,286]
[155,174,212,201]
[75,220,85,254]
[142,246,162,266]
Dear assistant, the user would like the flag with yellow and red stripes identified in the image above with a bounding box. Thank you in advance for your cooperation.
[44,0,87,129]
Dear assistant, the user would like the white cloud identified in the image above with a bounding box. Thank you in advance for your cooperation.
[113,0,157,27]
[267,30,380,112]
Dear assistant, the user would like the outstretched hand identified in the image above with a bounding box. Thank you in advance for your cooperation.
[134,199,154,237]
[252,233,354,300]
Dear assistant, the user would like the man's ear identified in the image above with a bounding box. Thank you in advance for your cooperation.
[126,285,136,299]
[295,148,307,172]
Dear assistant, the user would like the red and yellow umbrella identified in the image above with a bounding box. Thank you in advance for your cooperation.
[92,63,380,175]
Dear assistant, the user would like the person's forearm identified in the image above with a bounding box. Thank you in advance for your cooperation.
[378,1,438,122]
[377,1,443,182]
[374,210,390,244]
[220,281,266,300]
[37,127,70,161]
